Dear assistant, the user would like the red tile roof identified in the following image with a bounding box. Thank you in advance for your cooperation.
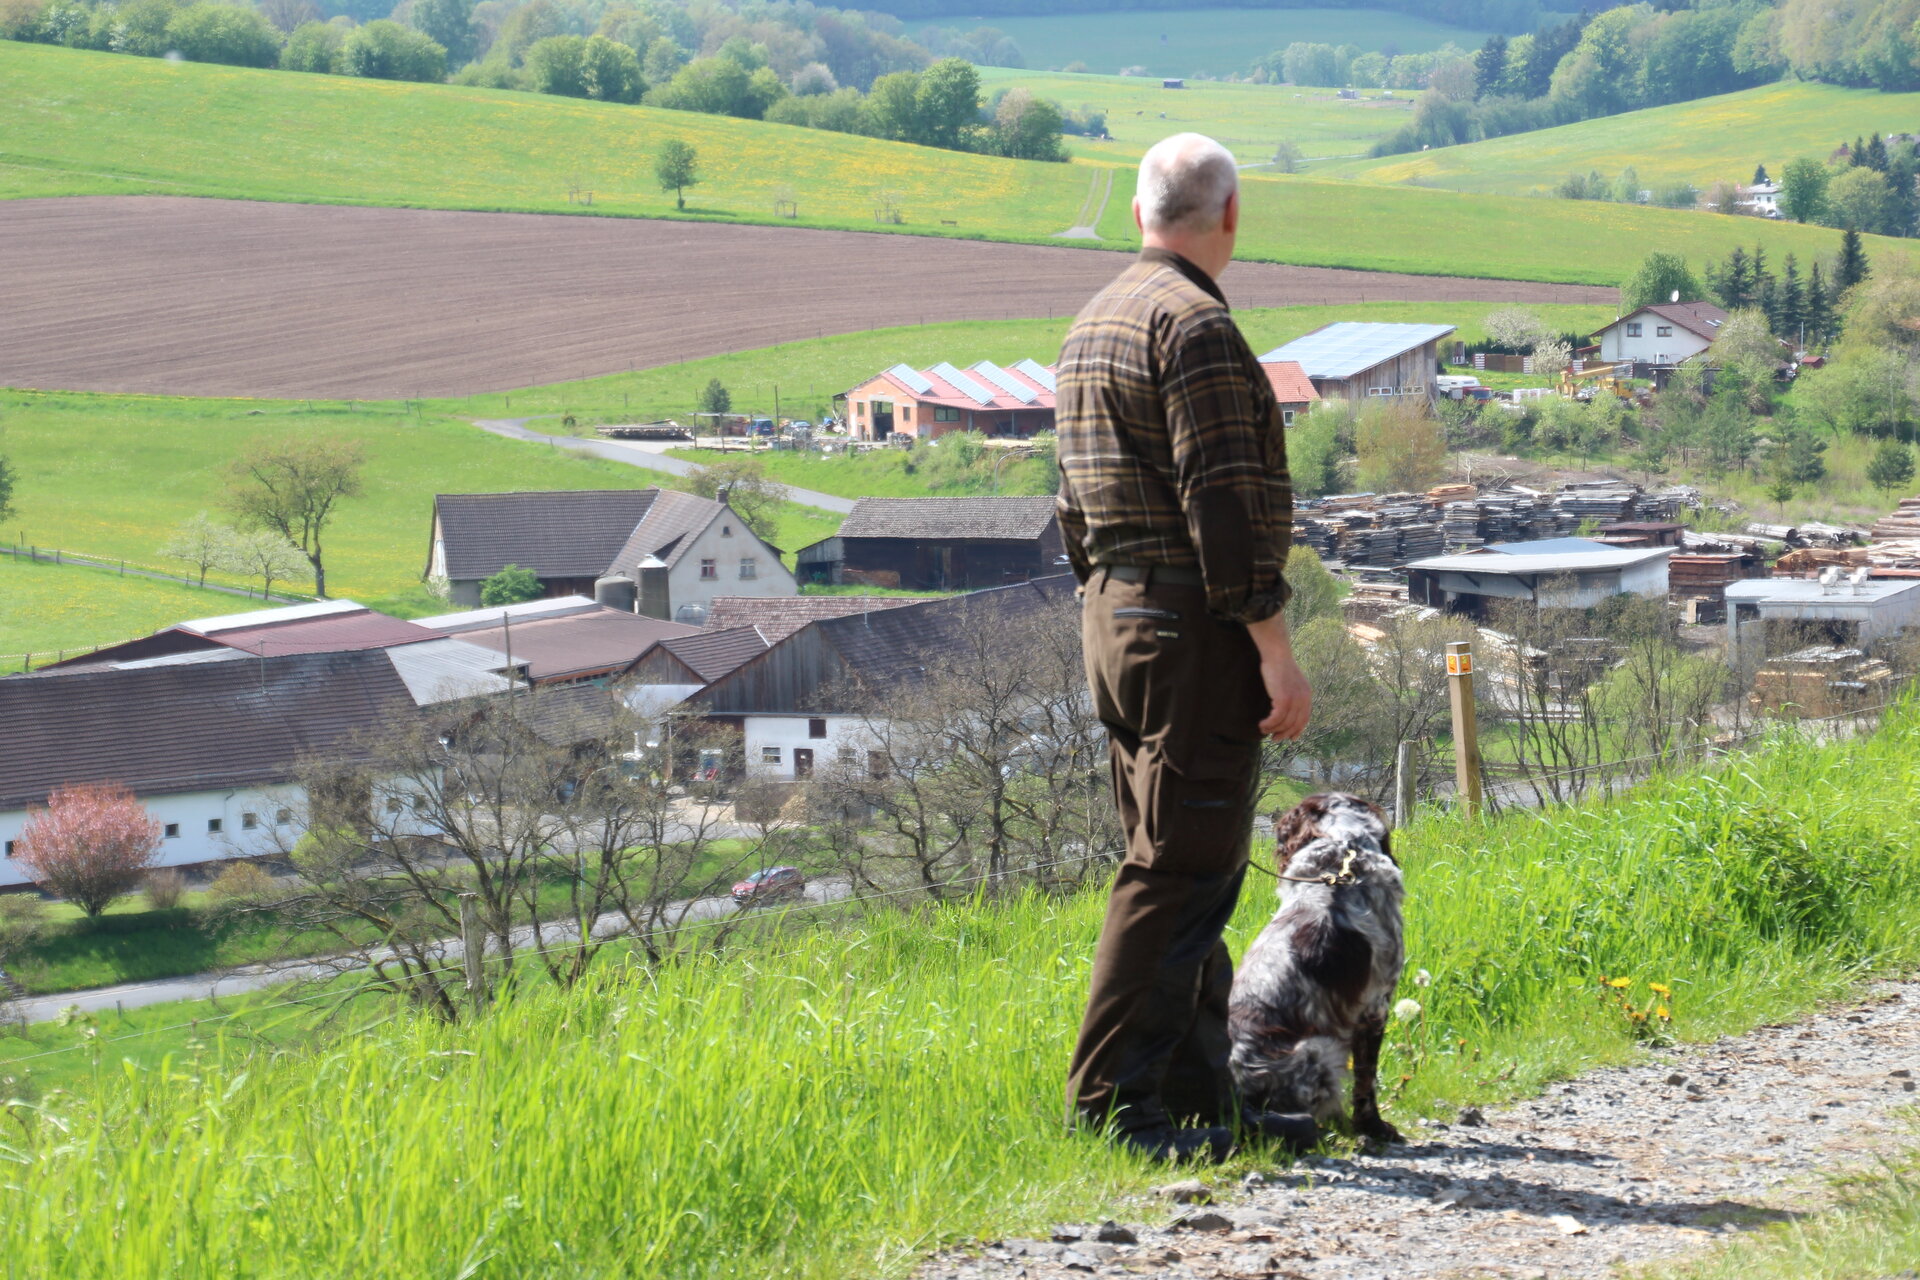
[861,359,1057,412]
[1262,360,1319,407]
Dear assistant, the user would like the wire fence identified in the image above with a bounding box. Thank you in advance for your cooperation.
[1,541,314,670]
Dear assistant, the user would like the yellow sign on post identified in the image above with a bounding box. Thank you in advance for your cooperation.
[1445,640,1483,819]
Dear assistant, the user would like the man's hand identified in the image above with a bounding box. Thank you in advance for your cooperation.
[1245,612,1311,741]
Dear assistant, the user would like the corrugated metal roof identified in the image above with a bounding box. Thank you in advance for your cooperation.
[419,596,603,634]
[209,610,446,656]
[704,595,919,642]
[446,608,698,682]
[1726,578,1920,604]
[386,638,518,704]
[1407,546,1674,574]
[653,627,770,683]
[180,599,363,634]
[1259,322,1457,380]
[1486,538,1615,556]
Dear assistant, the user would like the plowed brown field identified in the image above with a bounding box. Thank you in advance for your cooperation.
[1,197,1615,399]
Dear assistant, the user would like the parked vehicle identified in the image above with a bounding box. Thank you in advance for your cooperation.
[732,866,805,906]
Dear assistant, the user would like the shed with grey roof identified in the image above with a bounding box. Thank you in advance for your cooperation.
[1258,322,1456,407]
[1724,576,1920,665]
[1406,539,1673,614]
[794,496,1065,590]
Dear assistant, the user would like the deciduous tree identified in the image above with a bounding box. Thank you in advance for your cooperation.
[654,137,698,209]
[1621,251,1702,310]
[226,434,364,597]
[1778,156,1829,223]
[12,782,162,918]
[223,528,309,601]
[339,19,446,81]
[160,511,238,587]
[1354,400,1448,492]
[688,456,782,542]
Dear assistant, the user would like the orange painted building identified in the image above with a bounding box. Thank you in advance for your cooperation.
[841,359,1056,442]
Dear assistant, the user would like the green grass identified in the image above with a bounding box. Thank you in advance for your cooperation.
[1325,81,1920,195]
[4,40,1910,287]
[926,8,1493,78]
[0,389,841,621]
[0,552,270,662]
[977,65,1413,165]
[671,445,1058,499]
[7,706,1920,1276]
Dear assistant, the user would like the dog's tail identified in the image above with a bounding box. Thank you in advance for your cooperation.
[1228,1035,1348,1122]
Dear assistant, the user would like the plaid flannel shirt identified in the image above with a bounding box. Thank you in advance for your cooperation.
[1055,248,1293,624]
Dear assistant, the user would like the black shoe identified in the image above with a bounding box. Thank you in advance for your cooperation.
[1237,1109,1321,1152]
[1114,1125,1235,1164]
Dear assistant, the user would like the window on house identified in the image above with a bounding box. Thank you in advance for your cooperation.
[762,746,782,765]
[276,809,292,825]
[242,812,258,831]
[3,841,13,857]
[164,823,181,839]
[1656,325,1673,337]
[900,405,912,421]
[739,557,757,580]
[1282,409,1296,427]
[1625,322,1643,337]
[700,558,717,580]
[935,406,960,422]
[838,746,858,765]
[411,794,427,813]
[808,718,827,739]
[856,402,867,419]
[208,817,224,834]
[721,524,733,537]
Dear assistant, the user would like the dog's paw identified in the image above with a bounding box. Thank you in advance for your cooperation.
[1356,1117,1405,1146]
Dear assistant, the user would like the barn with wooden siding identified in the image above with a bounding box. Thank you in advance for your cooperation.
[795,496,1065,590]
[1258,322,1456,408]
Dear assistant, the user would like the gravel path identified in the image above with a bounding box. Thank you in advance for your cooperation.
[923,979,1920,1280]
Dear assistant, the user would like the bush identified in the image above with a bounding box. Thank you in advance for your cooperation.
[339,19,444,82]
[164,2,281,67]
[479,563,542,607]
[143,867,187,911]
[280,19,346,73]
[0,894,48,960]
[207,860,276,906]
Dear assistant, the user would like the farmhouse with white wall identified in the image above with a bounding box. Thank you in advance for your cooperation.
[1592,301,1729,366]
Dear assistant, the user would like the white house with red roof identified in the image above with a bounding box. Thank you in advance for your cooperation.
[1593,301,1730,366]
[841,359,1056,442]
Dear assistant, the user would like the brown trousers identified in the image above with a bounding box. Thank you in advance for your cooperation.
[1065,568,1267,1134]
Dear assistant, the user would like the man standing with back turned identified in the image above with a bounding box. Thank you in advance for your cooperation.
[1058,133,1311,1163]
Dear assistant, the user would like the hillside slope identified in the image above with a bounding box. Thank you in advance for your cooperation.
[1321,81,1920,194]
[0,41,1903,286]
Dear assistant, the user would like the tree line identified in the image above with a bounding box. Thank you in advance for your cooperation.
[854,0,1550,38]
[2,0,1071,159]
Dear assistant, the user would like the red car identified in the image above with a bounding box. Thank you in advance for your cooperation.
[732,866,805,906]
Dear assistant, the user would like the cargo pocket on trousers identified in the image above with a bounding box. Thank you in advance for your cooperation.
[1142,743,1259,876]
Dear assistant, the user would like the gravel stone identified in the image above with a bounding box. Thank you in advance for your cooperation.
[917,977,1920,1280]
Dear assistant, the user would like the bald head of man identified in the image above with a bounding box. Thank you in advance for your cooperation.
[1133,133,1240,280]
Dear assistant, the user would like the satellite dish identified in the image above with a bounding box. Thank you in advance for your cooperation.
[1671,290,1680,303]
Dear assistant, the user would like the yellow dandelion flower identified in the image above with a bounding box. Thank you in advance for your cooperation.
[1655,1006,1671,1020]
[1606,976,1633,989]
[1648,983,1671,996]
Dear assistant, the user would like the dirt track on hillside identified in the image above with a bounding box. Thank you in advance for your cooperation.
[0,197,1616,399]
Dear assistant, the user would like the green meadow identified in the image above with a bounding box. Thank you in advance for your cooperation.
[6,709,1920,1275]
[976,65,1413,165]
[3,41,1907,284]
[928,7,1494,78]
[0,553,267,662]
[1325,80,1920,194]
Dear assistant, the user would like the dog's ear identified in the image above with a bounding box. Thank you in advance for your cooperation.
[1274,794,1328,861]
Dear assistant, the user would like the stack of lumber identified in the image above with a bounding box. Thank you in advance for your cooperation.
[1774,547,1869,577]
[1427,483,1477,503]
[1871,495,1920,541]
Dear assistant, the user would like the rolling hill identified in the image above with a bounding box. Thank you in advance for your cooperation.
[1319,81,1920,194]
[0,40,1905,289]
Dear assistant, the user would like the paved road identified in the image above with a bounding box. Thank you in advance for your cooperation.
[12,879,851,1025]
[472,418,857,514]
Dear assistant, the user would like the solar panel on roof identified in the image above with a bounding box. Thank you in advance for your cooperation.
[1013,358,1056,391]
[1258,322,1456,380]
[887,363,934,395]
[931,361,995,406]
[970,361,1039,405]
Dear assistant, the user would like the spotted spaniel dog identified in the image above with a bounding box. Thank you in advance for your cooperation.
[1228,793,1406,1144]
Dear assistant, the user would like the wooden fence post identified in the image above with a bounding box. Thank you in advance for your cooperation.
[1445,641,1484,819]
[459,892,488,1014]
[1393,740,1416,829]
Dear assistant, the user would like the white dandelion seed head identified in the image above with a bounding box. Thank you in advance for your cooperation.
[1393,998,1423,1021]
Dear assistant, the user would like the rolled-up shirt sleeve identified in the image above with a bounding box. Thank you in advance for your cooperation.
[1160,315,1293,623]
